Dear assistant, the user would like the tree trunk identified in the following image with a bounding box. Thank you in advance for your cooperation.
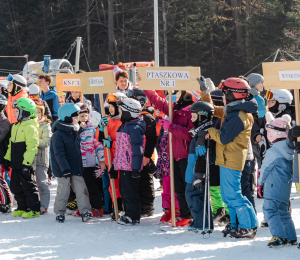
[231,0,243,53]
[245,0,251,67]
[108,0,115,60]
[87,0,91,63]
[162,1,168,66]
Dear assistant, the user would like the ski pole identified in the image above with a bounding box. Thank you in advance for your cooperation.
[201,140,209,238]
[206,138,212,237]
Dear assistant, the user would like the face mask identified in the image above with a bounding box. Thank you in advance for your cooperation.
[269,101,279,114]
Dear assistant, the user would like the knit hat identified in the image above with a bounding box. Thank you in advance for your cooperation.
[265,112,291,143]
[246,73,264,88]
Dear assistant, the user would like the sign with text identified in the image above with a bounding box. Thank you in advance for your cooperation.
[138,67,200,90]
[56,74,81,92]
[79,71,115,94]
[262,61,300,89]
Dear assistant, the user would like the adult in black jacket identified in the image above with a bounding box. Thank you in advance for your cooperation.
[0,95,11,168]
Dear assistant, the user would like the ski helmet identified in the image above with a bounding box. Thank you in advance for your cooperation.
[79,103,90,114]
[265,112,291,143]
[7,74,27,90]
[28,83,41,97]
[117,97,142,122]
[127,88,149,108]
[210,89,223,106]
[58,103,80,123]
[190,101,214,128]
[0,83,8,98]
[0,94,8,112]
[220,78,250,103]
[266,89,293,105]
[32,98,45,116]
[12,97,36,121]
[106,93,127,117]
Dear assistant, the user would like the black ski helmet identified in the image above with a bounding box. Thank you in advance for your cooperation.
[0,94,8,112]
[127,88,148,108]
[189,101,214,128]
[210,89,223,106]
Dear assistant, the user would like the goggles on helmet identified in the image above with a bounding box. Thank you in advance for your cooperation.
[7,74,13,82]
[106,94,118,103]
[266,90,274,100]
[12,100,18,109]
[31,98,44,107]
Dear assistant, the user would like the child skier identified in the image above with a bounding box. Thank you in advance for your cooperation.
[185,101,216,232]
[109,97,145,225]
[72,103,106,218]
[258,113,297,247]
[4,97,40,218]
[32,98,51,214]
[198,77,259,238]
[51,103,92,223]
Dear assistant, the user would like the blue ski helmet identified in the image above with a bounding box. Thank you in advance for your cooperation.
[58,103,80,123]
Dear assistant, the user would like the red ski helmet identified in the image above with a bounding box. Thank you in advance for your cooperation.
[219,77,250,102]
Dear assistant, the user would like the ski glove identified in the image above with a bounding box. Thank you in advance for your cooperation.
[197,76,208,93]
[195,130,207,156]
[21,165,33,179]
[132,169,141,178]
[109,165,118,179]
[102,136,113,148]
[192,172,206,191]
[94,166,104,178]
[62,169,72,178]
[288,125,300,142]
[98,117,109,132]
[158,119,171,131]
[196,146,206,157]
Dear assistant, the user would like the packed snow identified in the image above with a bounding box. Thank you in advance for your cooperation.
[0,178,299,260]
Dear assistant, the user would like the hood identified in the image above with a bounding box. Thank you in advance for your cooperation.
[125,118,146,132]
[271,140,294,161]
[52,120,76,134]
[41,87,58,99]
[226,99,258,114]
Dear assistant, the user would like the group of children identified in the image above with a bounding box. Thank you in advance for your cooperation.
[0,69,299,248]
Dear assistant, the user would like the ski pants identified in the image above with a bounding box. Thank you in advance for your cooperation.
[119,170,141,221]
[210,186,229,215]
[241,160,256,212]
[138,166,155,215]
[162,174,179,209]
[35,165,50,209]
[10,168,40,212]
[83,167,103,209]
[185,183,214,229]
[54,176,91,215]
[101,169,112,213]
[220,166,258,229]
[263,199,297,240]
[174,158,192,219]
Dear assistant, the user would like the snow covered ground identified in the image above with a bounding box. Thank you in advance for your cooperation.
[0,178,300,260]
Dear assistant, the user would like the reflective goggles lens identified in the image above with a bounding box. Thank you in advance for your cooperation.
[266,90,274,100]
[7,74,13,82]
[116,98,123,106]
[32,98,44,106]
[106,94,118,103]
[12,100,18,109]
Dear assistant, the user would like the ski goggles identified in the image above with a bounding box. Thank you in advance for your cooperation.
[12,100,18,109]
[266,123,289,132]
[106,94,118,103]
[79,104,90,114]
[7,74,13,82]
[57,91,66,97]
[31,98,44,107]
[266,90,274,100]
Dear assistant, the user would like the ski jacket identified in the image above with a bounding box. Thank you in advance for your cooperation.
[50,120,84,177]
[144,90,194,161]
[80,121,104,167]
[36,121,52,167]
[5,118,39,169]
[156,133,170,178]
[258,140,293,202]
[0,111,11,164]
[252,94,267,119]
[113,118,146,171]
[6,90,28,124]
[40,87,60,120]
[201,92,257,171]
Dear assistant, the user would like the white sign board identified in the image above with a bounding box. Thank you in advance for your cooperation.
[279,70,300,81]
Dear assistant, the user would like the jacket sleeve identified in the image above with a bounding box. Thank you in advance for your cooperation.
[39,124,52,149]
[43,100,52,122]
[144,90,169,116]
[0,119,10,143]
[143,114,157,158]
[4,137,12,161]
[52,95,60,117]
[168,119,193,141]
[257,150,276,186]
[51,133,71,172]
[208,114,244,145]
[129,126,145,170]
[23,125,39,166]
[93,130,105,162]
[200,91,224,119]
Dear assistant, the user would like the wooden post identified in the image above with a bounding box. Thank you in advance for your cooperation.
[168,91,176,227]
[294,90,300,183]
[99,94,119,222]
[80,93,84,103]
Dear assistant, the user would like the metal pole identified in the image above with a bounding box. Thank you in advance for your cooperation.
[273,48,280,62]
[75,37,82,72]
[43,55,51,73]
[154,0,159,67]
[132,63,137,86]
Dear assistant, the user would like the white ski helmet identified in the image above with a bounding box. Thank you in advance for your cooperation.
[266,89,293,105]
[28,83,41,96]
[8,74,27,90]
[117,97,142,118]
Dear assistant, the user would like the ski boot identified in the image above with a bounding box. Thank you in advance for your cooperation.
[91,208,104,217]
[117,215,140,225]
[213,207,225,223]
[72,209,81,217]
[56,213,65,223]
[287,239,297,246]
[11,210,26,217]
[22,211,40,219]
[81,211,93,222]
[160,209,171,223]
[267,237,286,248]
[175,217,193,227]
[218,214,230,226]
[111,211,120,221]
[230,227,257,239]
[260,220,269,228]
[222,223,234,237]
[40,207,48,215]
[66,199,77,215]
